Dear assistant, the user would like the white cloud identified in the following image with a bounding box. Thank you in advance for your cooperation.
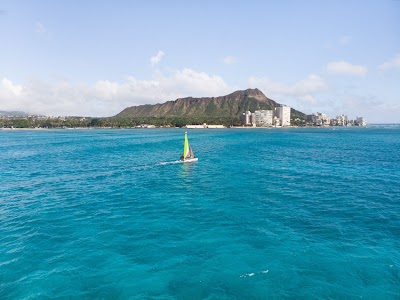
[248,74,327,106]
[1,78,23,97]
[0,69,232,117]
[35,21,47,35]
[378,54,400,72]
[150,50,165,66]
[339,95,400,123]
[222,56,238,65]
[158,68,231,97]
[327,61,368,76]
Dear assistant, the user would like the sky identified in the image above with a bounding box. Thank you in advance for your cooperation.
[0,0,399,123]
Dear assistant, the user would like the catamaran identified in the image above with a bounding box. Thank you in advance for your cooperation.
[180,132,198,162]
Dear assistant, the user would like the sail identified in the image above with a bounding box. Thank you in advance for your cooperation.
[183,132,190,159]
[189,146,195,158]
[181,132,197,161]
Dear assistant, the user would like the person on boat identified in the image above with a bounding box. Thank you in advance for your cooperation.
[180,155,184,160]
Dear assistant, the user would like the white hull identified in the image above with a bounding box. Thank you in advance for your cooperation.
[181,158,198,163]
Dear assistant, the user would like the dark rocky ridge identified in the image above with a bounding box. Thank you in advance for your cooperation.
[116,88,305,119]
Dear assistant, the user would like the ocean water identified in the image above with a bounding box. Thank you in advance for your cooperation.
[1,126,400,299]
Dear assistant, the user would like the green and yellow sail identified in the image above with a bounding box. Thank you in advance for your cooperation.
[183,132,190,159]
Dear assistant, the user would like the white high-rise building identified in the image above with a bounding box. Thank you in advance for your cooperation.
[336,115,348,126]
[356,116,367,126]
[275,105,291,127]
[251,113,256,126]
[241,111,252,125]
[254,110,273,127]
[306,112,330,126]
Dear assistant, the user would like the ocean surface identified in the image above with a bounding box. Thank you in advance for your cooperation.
[1,126,400,299]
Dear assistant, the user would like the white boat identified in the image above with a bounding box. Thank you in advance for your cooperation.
[180,132,198,163]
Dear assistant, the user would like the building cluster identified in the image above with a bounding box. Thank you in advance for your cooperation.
[186,123,225,129]
[306,113,367,126]
[241,105,291,127]
[240,106,367,128]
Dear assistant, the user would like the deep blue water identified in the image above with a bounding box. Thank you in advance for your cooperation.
[1,126,400,299]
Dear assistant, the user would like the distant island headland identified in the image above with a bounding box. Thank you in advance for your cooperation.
[0,88,366,129]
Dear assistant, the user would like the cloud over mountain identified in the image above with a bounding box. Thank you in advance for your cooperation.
[248,74,327,106]
[0,69,232,117]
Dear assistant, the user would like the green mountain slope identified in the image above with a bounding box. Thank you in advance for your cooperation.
[116,88,305,119]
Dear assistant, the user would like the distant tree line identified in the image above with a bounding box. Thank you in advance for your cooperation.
[0,116,245,128]
[1,114,308,129]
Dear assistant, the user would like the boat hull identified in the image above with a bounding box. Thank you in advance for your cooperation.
[181,158,198,163]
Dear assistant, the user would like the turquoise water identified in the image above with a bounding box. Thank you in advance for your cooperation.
[1,126,400,299]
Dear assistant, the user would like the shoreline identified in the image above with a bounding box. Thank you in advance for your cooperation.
[0,125,378,131]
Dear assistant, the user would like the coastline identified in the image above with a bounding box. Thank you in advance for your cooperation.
[0,125,378,131]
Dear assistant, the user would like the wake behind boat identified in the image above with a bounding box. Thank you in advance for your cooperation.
[180,132,198,163]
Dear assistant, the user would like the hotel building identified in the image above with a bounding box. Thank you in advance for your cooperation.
[275,105,291,127]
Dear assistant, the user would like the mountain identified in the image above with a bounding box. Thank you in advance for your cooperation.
[0,111,31,117]
[116,88,305,119]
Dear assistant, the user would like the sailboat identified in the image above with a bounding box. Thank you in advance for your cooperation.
[180,132,198,162]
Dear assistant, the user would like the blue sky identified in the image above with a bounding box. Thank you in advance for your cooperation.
[0,0,399,122]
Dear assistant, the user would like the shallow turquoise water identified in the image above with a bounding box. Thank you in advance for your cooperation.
[1,126,400,299]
